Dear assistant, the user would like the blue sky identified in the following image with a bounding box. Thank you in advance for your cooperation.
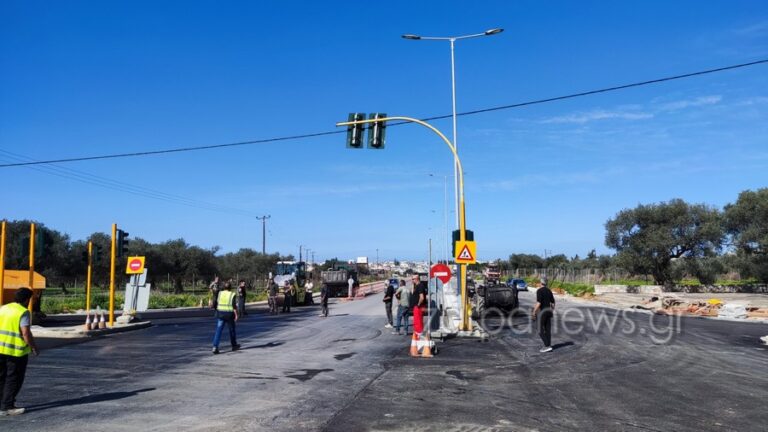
[1,1,767,262]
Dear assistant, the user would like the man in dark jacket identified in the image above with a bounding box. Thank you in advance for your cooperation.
[532,276,556,353]
[319,283,329,317]
[382,281,396,328]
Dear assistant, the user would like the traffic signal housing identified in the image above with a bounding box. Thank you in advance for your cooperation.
[367,113,386,149]
[117,229,130,257]
[346,113,365,148]
[452,229,474,258]
[94,244,103,263]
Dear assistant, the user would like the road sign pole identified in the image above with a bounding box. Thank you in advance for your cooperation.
[109,223,117,327]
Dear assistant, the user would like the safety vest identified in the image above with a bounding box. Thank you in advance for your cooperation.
[217,290,235,312]
[0,302,31,357]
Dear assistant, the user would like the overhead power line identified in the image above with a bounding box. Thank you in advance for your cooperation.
[0,149,264,218]
[1,58,766,169]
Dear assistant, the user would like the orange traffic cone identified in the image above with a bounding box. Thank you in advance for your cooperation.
[409,332,420,357]
[420,333,434,358]
[84,314,92,331]
[98,311,107,329]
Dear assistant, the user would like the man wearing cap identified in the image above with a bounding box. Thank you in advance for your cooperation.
[0,288,40,416]
[532,276,556,353]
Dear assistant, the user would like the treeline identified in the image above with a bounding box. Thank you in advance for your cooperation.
[0,220,293,292]
[502,188,768,286]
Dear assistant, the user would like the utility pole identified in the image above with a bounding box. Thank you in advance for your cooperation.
[256,215,271,254]
[299,245,303,262]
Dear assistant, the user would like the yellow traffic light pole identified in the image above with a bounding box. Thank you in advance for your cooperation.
[86,241,93,312]
[109,223,117,327]
[0,221,6,305]
[28,223,36,312]
[336,116,472,331]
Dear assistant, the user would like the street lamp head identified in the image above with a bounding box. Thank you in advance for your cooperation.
[402,34,422,40]
[484,28,504,36]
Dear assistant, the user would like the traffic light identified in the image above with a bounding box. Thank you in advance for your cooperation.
[346,113,365,148]
[94,244,103,263]
[117,229,130,257]
[452,229,474,257]
[367,113,386,149]
[34,230,44,259]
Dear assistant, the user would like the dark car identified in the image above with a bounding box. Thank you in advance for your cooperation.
[506,278,528,291]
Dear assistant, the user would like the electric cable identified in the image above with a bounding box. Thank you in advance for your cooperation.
[0,58,765,168]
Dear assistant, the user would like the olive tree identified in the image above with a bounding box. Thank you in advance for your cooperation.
[724,188,768,282]
[605,199,723,285]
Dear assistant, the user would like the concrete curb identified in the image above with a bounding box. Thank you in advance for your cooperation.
[34,321,152,339]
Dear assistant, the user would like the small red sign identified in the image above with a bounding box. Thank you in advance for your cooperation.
[129,259,142,271]
[430,263,452,284]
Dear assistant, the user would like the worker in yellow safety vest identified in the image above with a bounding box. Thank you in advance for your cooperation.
[0,288,39,417]
[211,282,240,354]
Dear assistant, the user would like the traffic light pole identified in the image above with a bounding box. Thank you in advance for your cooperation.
[109,223,117,327]
[86,241,93,312]
[336,115,472,331]
[28,223,36,312]
[0,221,6,305]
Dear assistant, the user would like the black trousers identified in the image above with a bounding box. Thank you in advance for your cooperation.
[0,354,29,410]
[539,311,553,347]
[384,301,393,325]
[282,294,292,312]
[321,301,328,317]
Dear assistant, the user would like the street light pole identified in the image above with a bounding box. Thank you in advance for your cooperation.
[403,28,503,230]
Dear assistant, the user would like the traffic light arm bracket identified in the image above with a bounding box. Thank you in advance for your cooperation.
[336,115,467,238]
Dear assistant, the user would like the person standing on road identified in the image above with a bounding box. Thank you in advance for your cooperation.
[305,280,315,306]
[319,283,330,317]
[268,280,279,315]
[347,276,355,299]
[382,281,395,329]
[393,279,410,335]
[237,280,248,317]
[282,281,294,313]
[208,276,220,308]
[411,276,427,336]
[532,276,556,353]
[0,288,39,417]
[211,282,240,354]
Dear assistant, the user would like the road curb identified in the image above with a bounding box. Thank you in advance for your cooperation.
[34,321,152,339]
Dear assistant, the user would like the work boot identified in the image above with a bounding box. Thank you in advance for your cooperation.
[212,347,220,354]
[232,344,241,351]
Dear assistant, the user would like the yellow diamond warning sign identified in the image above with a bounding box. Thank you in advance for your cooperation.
[454,241,477,264]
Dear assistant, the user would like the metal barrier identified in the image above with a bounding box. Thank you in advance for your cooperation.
[355,280,387,298]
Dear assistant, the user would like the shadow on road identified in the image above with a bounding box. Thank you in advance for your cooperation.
[552,341,575,350]
[243,341,284,350]
[25,388,156,413]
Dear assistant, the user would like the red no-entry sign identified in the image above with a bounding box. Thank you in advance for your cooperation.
[126,256,146,275]
[430,263,452,284]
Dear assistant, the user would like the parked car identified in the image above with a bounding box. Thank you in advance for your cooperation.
[506,278,527,291]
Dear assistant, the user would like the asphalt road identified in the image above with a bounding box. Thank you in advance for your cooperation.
[4,290,767,431]
[325,291,768,432]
